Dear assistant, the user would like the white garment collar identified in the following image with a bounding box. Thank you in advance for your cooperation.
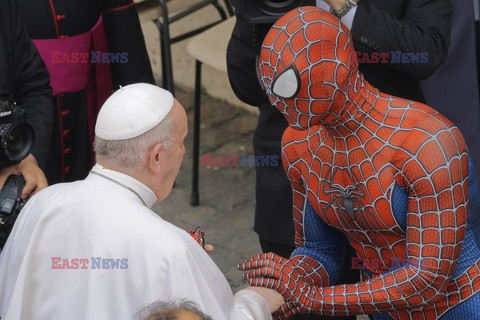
[89,163,157,208]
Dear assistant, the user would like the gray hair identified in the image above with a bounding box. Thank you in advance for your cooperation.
[133,299,212,320]
[94,113,173,169]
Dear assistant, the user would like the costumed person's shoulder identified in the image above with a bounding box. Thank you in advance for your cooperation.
[375,93,457,132]
[404,98,466,148]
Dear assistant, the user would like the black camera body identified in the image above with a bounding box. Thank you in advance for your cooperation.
[0,175,26,248]
[0,96,35,250]
[240,0,308,24]
[0,98,35,167]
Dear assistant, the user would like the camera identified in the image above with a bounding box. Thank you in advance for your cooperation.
[241,0,308,24]
[0,96,35,250]
[0,97,35,167]
[0,175,26,249]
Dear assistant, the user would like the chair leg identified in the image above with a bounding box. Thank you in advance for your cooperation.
[212,1,227,20]
[154,19,168,89]
[158,0,175,95]
[223,0,234,16]
[191,60,202,206]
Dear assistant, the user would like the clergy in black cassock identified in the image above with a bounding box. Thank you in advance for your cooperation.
[17,0,155,184]
[0,0,53,184]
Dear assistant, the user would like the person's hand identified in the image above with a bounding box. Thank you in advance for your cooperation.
[245,286,284,313]
[239,252,328,319]
[204,243,214,253]
[322,0,347,12]
[188,227,214,253]
[0,155,47,199]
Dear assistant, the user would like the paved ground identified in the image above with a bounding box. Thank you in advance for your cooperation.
[152,86,369,320]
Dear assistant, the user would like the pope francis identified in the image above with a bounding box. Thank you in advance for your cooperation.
[0,83,282,320]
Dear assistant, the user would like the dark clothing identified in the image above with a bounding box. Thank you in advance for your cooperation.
[0,0,53,169]
[420,0,480,179]
[352,0,452,102]
[17,0,155,184]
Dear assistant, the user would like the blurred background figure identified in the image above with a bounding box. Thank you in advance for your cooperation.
[420,0,480,180]
[17,0,155,184]
[0,0,54,248]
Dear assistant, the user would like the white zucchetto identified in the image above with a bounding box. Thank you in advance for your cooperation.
[95,83,174,140]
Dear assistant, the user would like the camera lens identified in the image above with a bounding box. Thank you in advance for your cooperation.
[254,0,304,16]
[0,123,34,162]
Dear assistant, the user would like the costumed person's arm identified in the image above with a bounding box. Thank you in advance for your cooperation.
[102,0,155,87]
[3,0,52,195]
[241,114,470,318]
[240,128,349,319]
[351,0,452,79]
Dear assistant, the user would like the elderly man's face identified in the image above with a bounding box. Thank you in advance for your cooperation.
[156,99,187,201]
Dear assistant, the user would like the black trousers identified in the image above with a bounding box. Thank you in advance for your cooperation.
[259,238,358,320]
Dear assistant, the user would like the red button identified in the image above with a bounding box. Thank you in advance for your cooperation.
[56,14,65,21]
[61,110,70,117]
[64,148,71,155]
[62,129,71,138]
[64,166,71,174]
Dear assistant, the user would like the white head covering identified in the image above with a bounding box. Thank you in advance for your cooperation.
[95,83,174,140]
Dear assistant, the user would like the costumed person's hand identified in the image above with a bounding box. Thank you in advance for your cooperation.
[245,286,285,313]
[239,252,327,319]
[0,155,48,199]
[188,227,214,253]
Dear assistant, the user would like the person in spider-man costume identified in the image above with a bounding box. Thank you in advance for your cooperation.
[239,6,480,320]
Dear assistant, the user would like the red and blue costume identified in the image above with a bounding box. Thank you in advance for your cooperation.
[239,7,480,319]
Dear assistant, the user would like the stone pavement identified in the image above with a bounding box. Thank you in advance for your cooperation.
[152,86,369,320]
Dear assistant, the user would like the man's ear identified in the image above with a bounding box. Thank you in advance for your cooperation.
[148,142,164,174]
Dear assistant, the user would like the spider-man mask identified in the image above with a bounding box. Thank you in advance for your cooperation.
[256,6,359,129]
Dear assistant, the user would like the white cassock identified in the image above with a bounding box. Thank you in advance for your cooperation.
[0,164,271,320]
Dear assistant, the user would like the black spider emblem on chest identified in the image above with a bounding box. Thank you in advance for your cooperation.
[323,167,366,221]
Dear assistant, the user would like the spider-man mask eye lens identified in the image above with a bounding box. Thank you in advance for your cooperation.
[272,66,300,99]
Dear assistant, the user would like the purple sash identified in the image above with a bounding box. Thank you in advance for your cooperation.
[33,16,113,162]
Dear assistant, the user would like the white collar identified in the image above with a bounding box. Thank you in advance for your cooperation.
[89,163,157,208]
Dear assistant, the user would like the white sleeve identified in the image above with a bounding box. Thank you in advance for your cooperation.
[233,290,272,320]
[341,6,357,30]
[160,230,272,320]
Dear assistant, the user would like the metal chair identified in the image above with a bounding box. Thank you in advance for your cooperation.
[135,0,233,95]
[186,17,236,206]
